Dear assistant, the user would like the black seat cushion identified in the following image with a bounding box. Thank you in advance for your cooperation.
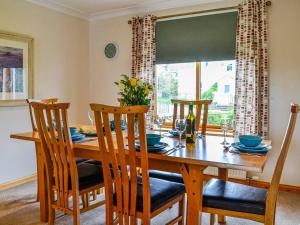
[114,176,185,212]
[149,170,184,184]
[85,159,102,166]
[69,163,104,191]
[203,179,268,215]
[75,157,88,164]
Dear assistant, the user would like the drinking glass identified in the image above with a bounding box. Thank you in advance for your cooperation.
[145,113,152,131]
[231,120,239,142]
[88,110,95,127]
[175,118,187,148]
[220,119,230,146]
[155,115,165,136]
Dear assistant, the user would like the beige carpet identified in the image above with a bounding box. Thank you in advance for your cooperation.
[0,181,300,225]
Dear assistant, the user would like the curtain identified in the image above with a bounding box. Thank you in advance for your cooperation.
[131,15,156,125]
[234,0,269,138]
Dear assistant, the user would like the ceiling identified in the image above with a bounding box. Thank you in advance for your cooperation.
[27,0,224,21]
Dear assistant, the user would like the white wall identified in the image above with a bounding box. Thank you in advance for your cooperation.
[0,0,89,183]
[89,0,300,185]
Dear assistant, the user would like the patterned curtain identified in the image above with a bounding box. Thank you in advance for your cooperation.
[131,15,156,125]
[234,0,269,138]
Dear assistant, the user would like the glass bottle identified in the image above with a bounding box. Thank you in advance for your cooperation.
[186,104,196,143]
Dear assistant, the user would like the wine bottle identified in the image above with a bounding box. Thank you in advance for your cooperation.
[186,104,196,143]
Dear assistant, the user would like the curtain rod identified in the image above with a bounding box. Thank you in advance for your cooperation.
[128,1,271,24]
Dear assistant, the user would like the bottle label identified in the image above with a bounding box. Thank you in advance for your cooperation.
[186,120,195,143]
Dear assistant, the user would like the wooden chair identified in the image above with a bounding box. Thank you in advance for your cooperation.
[31,102,105,225]
[171,99,212,136]
[91,104,186,225]
[27,98,98,204]
[26,98,58,201]
[202,103,300,225]
[148,99,212,184]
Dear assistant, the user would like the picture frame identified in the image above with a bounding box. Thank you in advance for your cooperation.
[0,31,33,106]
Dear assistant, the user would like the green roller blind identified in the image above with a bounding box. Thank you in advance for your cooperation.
[156,12,238,64]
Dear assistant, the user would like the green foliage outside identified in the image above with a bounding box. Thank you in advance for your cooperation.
[157,72,234,126]
[157,70,178,103]
[201,82,218,100]
[207,107,234,125]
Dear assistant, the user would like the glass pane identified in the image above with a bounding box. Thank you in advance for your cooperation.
[156,63,196,122]
[201,60,236,125]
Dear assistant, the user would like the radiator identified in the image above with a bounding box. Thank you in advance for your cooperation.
[204,166,247,180]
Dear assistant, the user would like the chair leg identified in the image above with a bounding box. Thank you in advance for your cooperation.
[72,192,80,225]
[210,214,215,225]
[48,208,55,225]
[142,216,150,225]
[73,213,80,225]
[35,148,40,202]
[178,198,185,225]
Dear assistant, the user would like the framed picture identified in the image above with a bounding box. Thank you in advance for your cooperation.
[0,31,33,106]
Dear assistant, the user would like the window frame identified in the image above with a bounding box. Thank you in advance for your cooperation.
[155,61,235,132]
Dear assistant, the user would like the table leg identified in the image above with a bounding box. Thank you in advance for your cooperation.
[180,163,206,225]
[36,143,48,222]
[218,168,228,224]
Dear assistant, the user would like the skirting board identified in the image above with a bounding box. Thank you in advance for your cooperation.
[0,174,37,191]
[0,173,299,194]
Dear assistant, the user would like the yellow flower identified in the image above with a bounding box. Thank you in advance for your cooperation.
[130,78,137,87]
[144,88,150,95]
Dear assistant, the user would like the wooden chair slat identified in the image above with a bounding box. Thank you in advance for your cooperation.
[54,109,66,208]
[94,110,115,225]
[202,103,209,136]
[114,113,130,225]
[195,103,202,131]
[138,113,151,223]
[172,103,178,129]
[126,113,138,223]
[179,103,185,119]
[60,108,72,207]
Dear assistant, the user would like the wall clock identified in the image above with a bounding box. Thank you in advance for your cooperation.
[104,43,118,59]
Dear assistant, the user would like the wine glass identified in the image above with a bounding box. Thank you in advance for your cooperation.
[220,119,230,146]
[231,120,238,143]
[145,113,152,131]
[155,115,165,136]
[88,110,95,127]
[175,118,187,148]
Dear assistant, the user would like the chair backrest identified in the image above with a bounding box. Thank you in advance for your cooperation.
[91,104,150,224]
[32,102,78,211]
[26,98,58,131]
[265,104,299,224]
[171,99,212,136]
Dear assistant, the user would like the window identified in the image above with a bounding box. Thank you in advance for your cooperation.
[155,11,237,128]
[156,60,235,127]
[224,85,230,93]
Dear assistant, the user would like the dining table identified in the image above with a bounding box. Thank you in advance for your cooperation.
[10,129,270,225]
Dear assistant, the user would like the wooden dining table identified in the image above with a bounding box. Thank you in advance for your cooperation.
[10,130,270,225]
